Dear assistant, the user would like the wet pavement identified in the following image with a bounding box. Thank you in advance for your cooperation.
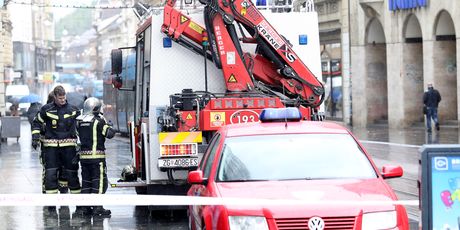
[0,119,188,229]
[0,119,458,229]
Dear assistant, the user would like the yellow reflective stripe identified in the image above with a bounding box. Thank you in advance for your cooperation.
[93,119,99,153]
[79,150,104,155]
[70,189,81,194]
[45,189,58,194]
[37,113,44,123]
[58,180,68,186]
[43,143,59,147]
[102,125,109,136]
[32,130,41,134]
[99,162,104,194]
[46,112,59,120]
[80,155,106,159]
[64,111,77,118]
[159,132,203,144]
[59,143,77,147]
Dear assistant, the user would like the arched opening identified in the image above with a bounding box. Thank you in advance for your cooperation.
[365,18,388,124]
[433,10,457,123]
[402,14,424,126]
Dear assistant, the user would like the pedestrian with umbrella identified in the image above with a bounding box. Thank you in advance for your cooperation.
[19,93,41,104]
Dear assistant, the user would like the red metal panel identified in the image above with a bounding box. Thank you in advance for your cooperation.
[177,111,198,132]
[198,97,311,131]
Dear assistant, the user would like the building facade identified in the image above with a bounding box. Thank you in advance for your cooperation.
[0,8,13,115]
[351,0,459,128]
[9,0,56,93]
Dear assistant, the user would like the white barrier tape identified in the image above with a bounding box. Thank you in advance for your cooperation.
[0,194,420,207]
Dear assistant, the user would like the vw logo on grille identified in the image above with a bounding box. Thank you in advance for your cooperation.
[308,216,325,230]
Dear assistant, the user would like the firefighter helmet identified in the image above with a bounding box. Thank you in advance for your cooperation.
[121,165,137,181]
[83,97,102,115]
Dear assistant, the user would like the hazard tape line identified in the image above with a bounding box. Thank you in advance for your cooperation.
[0,194,420,207]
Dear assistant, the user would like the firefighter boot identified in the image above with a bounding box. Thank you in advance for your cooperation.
[92,206,111,217]
[58,184,68,194]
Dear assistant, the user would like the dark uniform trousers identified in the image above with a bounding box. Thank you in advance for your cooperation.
[40,145,69,193]
[42,146,80,194]
[81,159,108,194]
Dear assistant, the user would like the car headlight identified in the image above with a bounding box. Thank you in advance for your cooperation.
[362,211,397,229]
[228,216,269,230]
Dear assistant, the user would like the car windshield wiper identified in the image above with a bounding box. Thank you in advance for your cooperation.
[304,177,338,180]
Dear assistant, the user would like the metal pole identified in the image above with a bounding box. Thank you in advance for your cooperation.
[341,0,352,125]
[202,32,209,92]
[330,60,333,117]
[204,46,208,92]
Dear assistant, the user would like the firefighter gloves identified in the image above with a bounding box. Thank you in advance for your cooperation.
[32,139,40,150]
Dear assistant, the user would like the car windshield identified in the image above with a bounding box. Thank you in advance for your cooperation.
[217,134,377,182]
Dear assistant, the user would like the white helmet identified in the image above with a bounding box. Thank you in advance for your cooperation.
[83,97,102,115]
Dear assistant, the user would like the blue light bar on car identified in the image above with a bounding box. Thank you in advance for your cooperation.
[259,108,301,122]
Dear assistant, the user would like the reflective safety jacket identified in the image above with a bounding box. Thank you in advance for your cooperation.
[31,102,80,147]
[76,114,115,160]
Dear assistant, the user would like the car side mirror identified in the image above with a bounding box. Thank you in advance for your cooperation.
[111,49,123,75]
[188,170,207,185]
[381,165,403,179]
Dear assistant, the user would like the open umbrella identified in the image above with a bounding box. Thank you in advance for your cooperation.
[19,93,41,103]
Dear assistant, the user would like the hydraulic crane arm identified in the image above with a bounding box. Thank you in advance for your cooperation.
[162,0,325,107]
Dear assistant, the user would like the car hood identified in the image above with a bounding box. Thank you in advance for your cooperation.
[216,179,397,217]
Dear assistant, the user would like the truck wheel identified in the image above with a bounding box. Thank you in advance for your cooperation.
[135,186,147,194]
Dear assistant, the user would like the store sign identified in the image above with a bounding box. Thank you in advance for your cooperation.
[389,0,427,11]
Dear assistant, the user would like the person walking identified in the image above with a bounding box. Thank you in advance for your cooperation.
[76,97,115,217]
[31,85,83,215]
[9,103,19,116]
[423,83,442,132]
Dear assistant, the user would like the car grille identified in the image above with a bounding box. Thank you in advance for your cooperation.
[275,216,355,229]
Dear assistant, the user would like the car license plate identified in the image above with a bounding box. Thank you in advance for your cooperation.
[158,158,198,168]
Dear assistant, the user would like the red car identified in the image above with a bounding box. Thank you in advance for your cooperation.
[187,108,409,230]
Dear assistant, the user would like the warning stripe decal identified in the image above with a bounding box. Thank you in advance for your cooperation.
[159,132,202,144]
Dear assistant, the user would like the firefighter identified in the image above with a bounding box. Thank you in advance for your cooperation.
[76,97,115,217]
[36,92,69,194]
[31,85,83,214]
